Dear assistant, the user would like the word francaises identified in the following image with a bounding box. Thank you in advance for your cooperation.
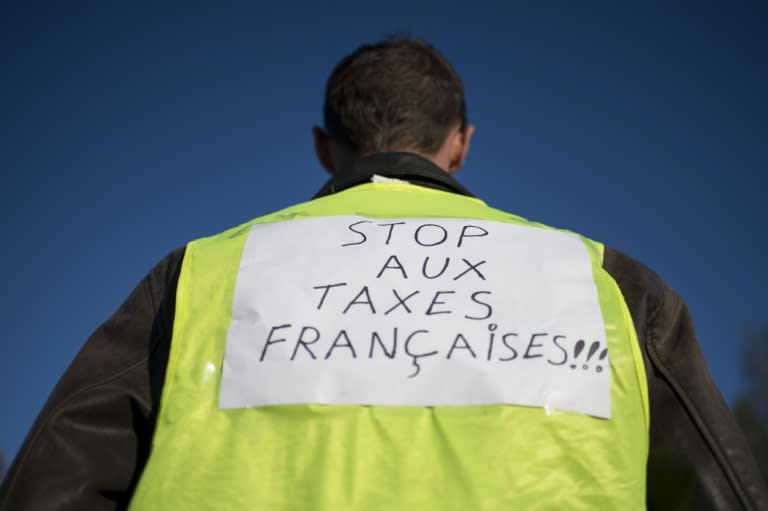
[258,323,607,378]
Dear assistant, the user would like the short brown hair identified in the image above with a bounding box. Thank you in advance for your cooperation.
[323,37,467,156]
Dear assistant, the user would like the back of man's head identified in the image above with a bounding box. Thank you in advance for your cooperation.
[323,37,467,157]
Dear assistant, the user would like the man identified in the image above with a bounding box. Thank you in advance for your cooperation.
[1,37,766,510]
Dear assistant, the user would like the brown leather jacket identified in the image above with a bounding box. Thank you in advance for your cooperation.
[2,153,766,510]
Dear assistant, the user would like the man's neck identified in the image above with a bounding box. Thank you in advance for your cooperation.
[314,152,473,199]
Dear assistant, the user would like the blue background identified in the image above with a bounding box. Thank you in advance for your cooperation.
[1,2,766,463]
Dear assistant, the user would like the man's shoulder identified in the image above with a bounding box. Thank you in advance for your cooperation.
[602,246,671,313]
[149,245,187,288]
[600,245,690,342]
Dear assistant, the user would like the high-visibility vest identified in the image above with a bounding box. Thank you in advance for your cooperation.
[129,181,649,510]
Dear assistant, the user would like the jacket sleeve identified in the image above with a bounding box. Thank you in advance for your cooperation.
[0,247,186,511]
[604,247,768,510]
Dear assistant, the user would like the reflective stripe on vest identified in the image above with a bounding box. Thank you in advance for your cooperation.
[129,182,649,510]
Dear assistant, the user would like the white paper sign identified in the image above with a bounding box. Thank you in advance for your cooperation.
[220,216,610,418]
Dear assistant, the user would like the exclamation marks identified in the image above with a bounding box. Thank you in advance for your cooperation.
[570,340,608,372]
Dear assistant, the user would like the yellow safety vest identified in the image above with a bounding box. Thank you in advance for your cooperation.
[129,182,649,510]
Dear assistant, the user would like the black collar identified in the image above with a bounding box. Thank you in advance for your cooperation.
[313,152,474,199]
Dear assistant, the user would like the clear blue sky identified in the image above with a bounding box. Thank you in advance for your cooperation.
[1,2,766,464]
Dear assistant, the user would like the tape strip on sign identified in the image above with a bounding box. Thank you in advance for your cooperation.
[220,216,611,418]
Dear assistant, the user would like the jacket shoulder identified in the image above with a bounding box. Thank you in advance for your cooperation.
[602,246,768,510]
[0,246,187,510]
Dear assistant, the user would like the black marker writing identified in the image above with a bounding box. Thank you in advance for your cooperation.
[457,225,489,247]
[369,328,397,358]
[453,258,487,281]
[499,333,518,361]
[313,282,347,310]
[465,291,493,320]
[414,223,448,247]
[343,286,376,314]
[341,220,372,247]
[384,289,419,315]
[404,329,436,378]
[376,255,408,279]
[378,221,405,244]
[324,330,357,359]
[486,323,498,360]
[523,333,547,359]
[425,290,455,315]
[547,335,568,366]
[291,326,320,360]
[446,333,477,359]
[260,324,291,361]
[421,256,450,279]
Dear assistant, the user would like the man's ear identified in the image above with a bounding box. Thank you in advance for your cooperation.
[447,124,475,174]
[313,126,336,175]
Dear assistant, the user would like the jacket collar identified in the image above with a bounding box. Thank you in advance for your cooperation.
[313,152,474,199]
